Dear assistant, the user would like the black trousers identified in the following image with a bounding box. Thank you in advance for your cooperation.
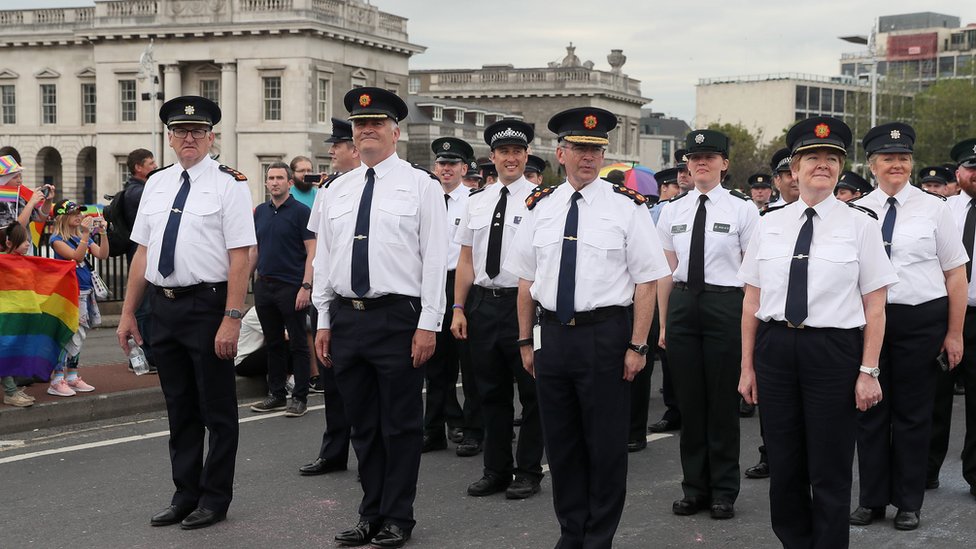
[857,298,946,512]
[961,307,976,489]
[423,271,464,439]
[927,364,960,483]
[330,296,424,531]
[468,288,543,481]
[151,283,239,514]
[629,313,656,441]
[254,278,310,402]
[309,305,351,465]
[537,307,631,549]
[756,322,861,549]
[665,287,741,503]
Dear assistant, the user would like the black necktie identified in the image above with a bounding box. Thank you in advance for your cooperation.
[881,196,897,258]
[785,207,816,327]
[351,168,375,297]
[444,193,450,209]
[158,170,191,278]
[687,194,707,293]
[556,191,583,324]
[965,198,976,282]
[485,186,509,279]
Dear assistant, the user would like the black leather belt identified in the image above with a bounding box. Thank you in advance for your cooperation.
[767,319,807,329]
[154,282,226,300]
[673,281,742,293]
[474,285,518,298]
[335,293,412,311]
[540,306,626,326]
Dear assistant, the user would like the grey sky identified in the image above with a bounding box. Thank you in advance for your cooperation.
[10,0,976,124]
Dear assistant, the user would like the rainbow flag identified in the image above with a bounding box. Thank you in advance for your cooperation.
[0,186,21,203]
[0,254,79,379]
[28,221,46,248]
[82,204,104,217]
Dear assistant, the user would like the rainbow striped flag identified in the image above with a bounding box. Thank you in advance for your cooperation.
[0,254,79,379]
[0,187,21,203]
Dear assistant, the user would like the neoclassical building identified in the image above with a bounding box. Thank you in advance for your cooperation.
[0,0,423,205]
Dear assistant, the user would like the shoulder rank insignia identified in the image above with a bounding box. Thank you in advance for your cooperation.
[525,185,556,210]
[730,189,750,201]
[219,165,248,182]
[921,188,947,201]
[321,172,342,189]
[846,202,878,220]
[848,190,874,203]
[411,163,440,182]
[611,183,647,205]
[760,203,789,216]
[146,163,173,181]
[469,186,486,196]
[668,190,689,203]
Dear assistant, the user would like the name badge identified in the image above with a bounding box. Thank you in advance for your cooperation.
[671,224,688,234]
[513,216,522,225]
[712,223,731,233]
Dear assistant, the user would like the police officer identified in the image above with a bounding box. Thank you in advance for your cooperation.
[656,129,759,519]
[919,165,953,197]
[674,148,693,192]
[312,87,447,548]
[451,119,544,497]
[835,171,873,202]
[767,147,796,208]
[117,96,256,530]
[479,159,498,186]
[738,116,898,549]
[506,107,670,547]
[648,167,679,224]
[524,154,547,186]
[463,159,484,189]
[748,173,772,210]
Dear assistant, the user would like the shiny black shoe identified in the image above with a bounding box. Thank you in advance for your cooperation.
[421,434,447,453]
[739,399,756,418]
[710,502,735,520]
[370,523,410,548]
[513,415,523,427]
[299,457,347,476]
[505,476,541,500]
[467,474,511,497]
[849,506,885,526]
[649,418,680,433]
[455,438,482,457]
[894,509,919,531]
[627,439,647,452]
[925,478,940,490]
[336,520,380,546]
[179,507,226,530]
[970,485,976,498]
[744,460,769,479]
[150,504,195,527]
[448,427,464,444]
[672,496,710,516]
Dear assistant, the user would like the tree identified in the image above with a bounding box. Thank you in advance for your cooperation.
[704,122,766,191]
[910,77,976,169]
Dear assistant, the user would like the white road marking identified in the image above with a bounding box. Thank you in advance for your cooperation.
[540,433,673,474]
[0,440,25,448]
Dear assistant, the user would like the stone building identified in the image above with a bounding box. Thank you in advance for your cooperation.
[638,109,690,171]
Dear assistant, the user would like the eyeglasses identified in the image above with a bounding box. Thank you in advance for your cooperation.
[560,144,605,156]
[171,128,210,139]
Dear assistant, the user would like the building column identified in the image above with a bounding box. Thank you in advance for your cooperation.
[219,62,238,168]
[162,64,182,165]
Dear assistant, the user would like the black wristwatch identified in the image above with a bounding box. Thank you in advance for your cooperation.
[628,342,650,356]
[224,309,244,319]
[301,282,312,290]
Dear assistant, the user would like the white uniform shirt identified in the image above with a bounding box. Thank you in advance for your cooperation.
[946,193,976,306]
[505,179,671,312]
[856,185,967,306]
[767,197,788,209]
[656,186,760,287]
[738,195,899,328]
[444,183,468,270]
[131,157,256,287]
[455,177,533,289]
[310,152,448,331]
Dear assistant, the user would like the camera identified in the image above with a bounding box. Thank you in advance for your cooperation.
[41,186,52,198]
[303,174,323,184]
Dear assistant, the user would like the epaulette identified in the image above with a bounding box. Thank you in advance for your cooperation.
[730,189,751,201]
[760,203,789,216]
[146,164,172,180]
[219,165,248,182]
[525,185,556,210]
[668,191,689,203]
[921,188,947,201]
[847,202,878,219]
[411,163,440,182]
[848,190,873,203]
[610,183,647,205]
[469,186,486,196]
[320,172,342,189]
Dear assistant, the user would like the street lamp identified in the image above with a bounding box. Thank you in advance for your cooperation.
[840,17,878,128]
[137,40,163,160]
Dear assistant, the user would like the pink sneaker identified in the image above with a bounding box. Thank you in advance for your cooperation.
[47,379,77,397]
[67,377,95,392]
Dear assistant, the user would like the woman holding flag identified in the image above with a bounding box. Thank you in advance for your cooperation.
[0,154,53,251]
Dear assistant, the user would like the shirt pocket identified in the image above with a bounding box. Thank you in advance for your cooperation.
[579,228,625,279]
[893,216,937,265]
[755,242,792,289]
[468,213,491,231]
[182,196,221,243]
[706,220,741,253]
[327,200,356,244]
[375,198,419,245]
[809,242,859,296]
[532,228,562,279]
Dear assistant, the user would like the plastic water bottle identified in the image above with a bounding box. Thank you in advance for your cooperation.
[127,337,150,375]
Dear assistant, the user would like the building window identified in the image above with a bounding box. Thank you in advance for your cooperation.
[81,83,96,124]
[795,85,807,110]
[834,90,845,112]
[408,76,420,94]
[475,112,485,127]
[432,105,443,121]
[821,88,832,112]
[0,85,15,124]
[454,109,465,124]
[263,76,281,121]
[117,159,130,186]
[200,78,219,104]
[40,83,56,124]
[317,78,331,124]
[661,140,671,160]
[119,79,136,122]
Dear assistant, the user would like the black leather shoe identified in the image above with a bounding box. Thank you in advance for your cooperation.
[627,439,647,452]
[894,509,919,531]
[467,474,511,497]
[336,520,380,546]
[925,478,940,490]
[179,507,226,530]
[970,485,976,498]
[455,438,482,457]
[505,476,541,499]
[739,399,756,418]
[370,523,410,548]
[649,418,680,433]
[150,504,195,527]
[849,506,885,526]
[744,460,769,479]
[421,434,447,453]
[672,496,710,516]
[513,415,523,427]
[299,457,347,476]
[448,427,464,444]
[710,502,735,519]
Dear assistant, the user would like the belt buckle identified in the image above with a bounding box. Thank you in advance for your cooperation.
[567,317,576,326]
[351,299,365,311]
[163,288,176,299]
[787,321,805,329]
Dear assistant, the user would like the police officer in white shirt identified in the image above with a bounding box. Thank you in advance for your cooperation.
[656,129,759,520]
[506,107,671,548]
[452,120,545,500]
[738,116,898,549]
[311,87,448,549]
[767,147,796,209]
[849,123,968,532]
[116,96,256,530]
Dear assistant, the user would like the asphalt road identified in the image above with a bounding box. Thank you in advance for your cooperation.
[2,366,975,549]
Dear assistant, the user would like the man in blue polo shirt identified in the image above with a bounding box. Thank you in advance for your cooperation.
[249,161,316,417]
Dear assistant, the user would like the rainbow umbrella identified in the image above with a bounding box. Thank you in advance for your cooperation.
[599,163,632,178]
[81,204,104,217]
[624,165,658,197]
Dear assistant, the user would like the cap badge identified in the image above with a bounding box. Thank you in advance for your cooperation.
[682,154,689,162]
[442,142,451,150]
[972,144,976,154]
[930,169,936,176]
[890,129,901,139]
[185,105,195,115]
[359,94,371,107]
[583,115,598,129]
[814,123,830,138]
[694,134,705,144]
[757,176,763,182]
